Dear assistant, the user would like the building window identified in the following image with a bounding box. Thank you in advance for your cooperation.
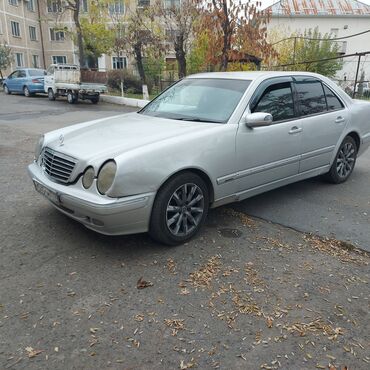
[15,53,24,67]
[112,56,127,69]
[11,21,21,37]
[164,0,180,8]
[47,0,62,13]
[109,0,125,14]
[27,0,35,11]
[137,0,150,7]
[50,28,65,41]
[29,26,37,41]
[80,0,88,12]
[8,0,18,6]
[32,55,39,68]
[52,55,67,64]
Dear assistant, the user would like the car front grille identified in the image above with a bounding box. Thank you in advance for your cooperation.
[41,147,76,183]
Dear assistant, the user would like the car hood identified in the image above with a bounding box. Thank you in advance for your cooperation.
[46,112,218,163]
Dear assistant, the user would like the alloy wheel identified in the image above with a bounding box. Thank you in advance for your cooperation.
[336,141,356,178]
[166,183,204,236]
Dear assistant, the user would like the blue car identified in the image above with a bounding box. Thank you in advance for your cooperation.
[3,68,46,97]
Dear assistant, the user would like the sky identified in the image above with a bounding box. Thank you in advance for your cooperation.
[258,0,370,10]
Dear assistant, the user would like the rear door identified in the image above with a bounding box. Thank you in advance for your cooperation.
[293,77,347,172]
[14,69,27,92]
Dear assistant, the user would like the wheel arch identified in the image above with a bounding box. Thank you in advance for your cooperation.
[156,168,215,204]
[346,131,361,151]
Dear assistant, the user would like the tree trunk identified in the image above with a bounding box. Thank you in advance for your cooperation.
[134,42,146,83]
[175,33,186,79]
[220,0,230,71]
[73,1,85,68]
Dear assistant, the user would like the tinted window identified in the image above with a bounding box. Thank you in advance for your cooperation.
[252,82,295,122]
[28,69,46,76]
[295,78,326,116]
[323,85,343,111]
[18,70,26,78]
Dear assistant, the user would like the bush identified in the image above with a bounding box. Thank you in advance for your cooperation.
[107,70,142,94]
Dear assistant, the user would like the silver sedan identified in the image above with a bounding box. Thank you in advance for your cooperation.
[28,72,370,245]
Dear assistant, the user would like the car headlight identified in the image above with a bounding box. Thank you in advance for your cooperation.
[97,160,116,194]
[34,135,44,160]
[82,167,95,189]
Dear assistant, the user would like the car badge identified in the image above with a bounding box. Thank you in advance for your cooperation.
[59,134,64,146]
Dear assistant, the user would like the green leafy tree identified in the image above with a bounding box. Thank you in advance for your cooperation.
[271,27,343,77]
[0,44,13,80]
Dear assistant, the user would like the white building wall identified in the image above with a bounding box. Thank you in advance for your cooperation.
[268,16,370,83]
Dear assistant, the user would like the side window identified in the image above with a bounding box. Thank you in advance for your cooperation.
[46,66,54,75]
[323,85,344,111]
[18,70,26,78]
[295,78,327,116]
[251,82,295,122]
[8,71,17,79]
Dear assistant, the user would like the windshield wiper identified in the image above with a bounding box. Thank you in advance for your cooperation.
[174,117,222,123]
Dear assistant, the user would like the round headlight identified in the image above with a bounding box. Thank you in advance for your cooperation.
[97,160,116,194]
[82,167,95,189]
[34,135,44,160]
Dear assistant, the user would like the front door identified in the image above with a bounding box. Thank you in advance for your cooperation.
[235,77,302,193]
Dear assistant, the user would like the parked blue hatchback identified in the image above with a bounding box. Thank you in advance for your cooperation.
[3,68,46,97]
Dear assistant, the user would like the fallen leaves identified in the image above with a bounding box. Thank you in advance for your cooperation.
[137,277,153,289]
[167,258,177,274]
[164,319,185,336]
[189,256,221,288]
[25,347,42,358]
[180,358,196,369]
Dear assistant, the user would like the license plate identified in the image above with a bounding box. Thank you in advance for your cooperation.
[33,181,60,204]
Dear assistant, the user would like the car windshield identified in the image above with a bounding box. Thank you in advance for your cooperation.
[28,69,46,76]
[140,78,251,123]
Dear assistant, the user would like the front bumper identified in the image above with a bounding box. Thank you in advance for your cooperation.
[28,162,156,235]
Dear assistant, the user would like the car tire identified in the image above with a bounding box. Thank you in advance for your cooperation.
[67,91,76,104]
[149,172,209,246]
[48,88,56,101]
[23,86,31,97]
[325,136,358,184]
[4,84,10,95]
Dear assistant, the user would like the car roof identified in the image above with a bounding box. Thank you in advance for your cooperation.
[187,71,325,81]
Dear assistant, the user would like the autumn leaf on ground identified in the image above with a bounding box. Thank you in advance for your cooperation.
[266,316,274,328]
[137,277,153,289]
[25,347,43,358]
[180,358,196,369]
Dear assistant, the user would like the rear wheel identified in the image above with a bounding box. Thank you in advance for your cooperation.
[48,88,55,101]
[4,84,10,94]
[23,86,31,97]
[67,91,77,104]
[91,95,99,104]
[149,172,209,246]
[325,136,357,184]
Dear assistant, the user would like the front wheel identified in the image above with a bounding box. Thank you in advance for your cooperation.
[4,84,10,94]
[149,172,209,246]
[48,88,55,101]
[325,136,357,184]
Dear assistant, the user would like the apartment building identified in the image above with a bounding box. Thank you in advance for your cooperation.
[0,0,76,76]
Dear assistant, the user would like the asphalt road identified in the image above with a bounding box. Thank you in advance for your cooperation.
[1,92,369,369]
[0,93,369,252]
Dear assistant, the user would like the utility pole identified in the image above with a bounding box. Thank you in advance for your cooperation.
[353,54,362,99]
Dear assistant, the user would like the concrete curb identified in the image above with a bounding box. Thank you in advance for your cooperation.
[101,94,150,108]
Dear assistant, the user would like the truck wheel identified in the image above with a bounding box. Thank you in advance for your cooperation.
[48,88,56,101]
[91,95,99,104]
[67,91,77,104]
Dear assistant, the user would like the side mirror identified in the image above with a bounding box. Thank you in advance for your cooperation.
[243,112,273,128]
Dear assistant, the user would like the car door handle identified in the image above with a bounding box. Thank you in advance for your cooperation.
[335,116,345,123]
[289,126,302,134]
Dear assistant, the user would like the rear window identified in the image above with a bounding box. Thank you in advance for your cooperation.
[295,78,327,116]
[29,69,46,76]
[323,85,344,111]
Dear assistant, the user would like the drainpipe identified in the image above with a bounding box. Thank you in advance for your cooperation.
[37,0,46,69]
